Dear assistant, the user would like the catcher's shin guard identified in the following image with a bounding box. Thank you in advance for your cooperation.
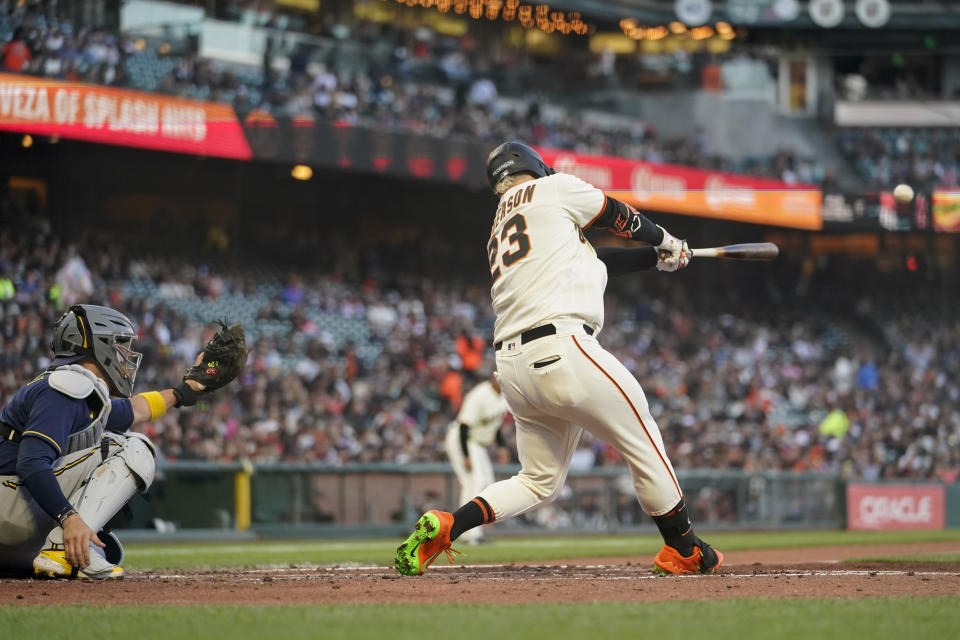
[100,529,125,566]
[41,434,156,550]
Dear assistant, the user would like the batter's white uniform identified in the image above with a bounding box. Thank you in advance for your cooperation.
[479,172,683,521]
[443,380,508,542]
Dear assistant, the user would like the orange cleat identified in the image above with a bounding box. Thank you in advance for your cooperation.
[654,540,724,575]
[394,510,461,576]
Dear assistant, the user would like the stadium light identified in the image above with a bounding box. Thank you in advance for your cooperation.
[385,0,589,35]
[291,165,313,181]
[21,135,33,148]
[690,26,714,40]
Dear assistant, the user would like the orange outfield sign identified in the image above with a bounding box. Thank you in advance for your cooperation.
[0,72,252,159]
[611,187,822,231]
[537,148,823,230]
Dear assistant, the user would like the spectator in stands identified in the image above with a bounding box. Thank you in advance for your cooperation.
[466,75,497,109]
[836,127,960,191]
[0,3,827,185]
[2,27,30,73]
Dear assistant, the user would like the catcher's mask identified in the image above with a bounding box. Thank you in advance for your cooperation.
[485,140,555,192]
[51,304,142,397]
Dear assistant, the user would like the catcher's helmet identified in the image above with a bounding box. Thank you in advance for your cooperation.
[485,140,554,190]
[51,304,141,397]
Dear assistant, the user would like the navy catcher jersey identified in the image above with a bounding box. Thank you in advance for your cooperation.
[0,373,133,475]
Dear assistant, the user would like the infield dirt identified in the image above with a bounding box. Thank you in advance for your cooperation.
[2,541,958,606]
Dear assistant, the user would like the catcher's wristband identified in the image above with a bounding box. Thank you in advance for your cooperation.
[173,381,199,408]
[138,391,167,420]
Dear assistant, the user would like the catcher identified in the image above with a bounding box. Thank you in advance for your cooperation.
[0,304,247,579]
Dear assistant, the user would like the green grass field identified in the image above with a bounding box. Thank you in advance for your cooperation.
[4,529,959,640]
[3,599,958,640]
[122,528,960,570]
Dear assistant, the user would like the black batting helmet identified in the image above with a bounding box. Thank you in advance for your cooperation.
[485,141,554,191]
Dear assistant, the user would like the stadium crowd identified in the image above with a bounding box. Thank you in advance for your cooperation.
[836,127,960,192]
[1,197,957,485]
[1,0,823,184]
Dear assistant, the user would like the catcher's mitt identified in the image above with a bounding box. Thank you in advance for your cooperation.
[184,320,249,393]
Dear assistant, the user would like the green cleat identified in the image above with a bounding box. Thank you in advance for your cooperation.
[395,510,461,576]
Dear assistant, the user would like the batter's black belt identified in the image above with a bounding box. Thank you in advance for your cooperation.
[494,323,594,351]
[0,421,21,443]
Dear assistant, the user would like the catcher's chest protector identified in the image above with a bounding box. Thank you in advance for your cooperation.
[48,365,112,454]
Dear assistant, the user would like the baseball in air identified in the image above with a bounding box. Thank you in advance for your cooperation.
[893,184,914,203]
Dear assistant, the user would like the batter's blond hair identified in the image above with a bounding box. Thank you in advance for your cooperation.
[493,174,524,197]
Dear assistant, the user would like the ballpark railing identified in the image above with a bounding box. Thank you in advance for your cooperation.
[117,463,847,538]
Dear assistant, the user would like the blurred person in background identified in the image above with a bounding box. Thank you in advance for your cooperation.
[2,27,31,73]
[443,370,510,545]
[54,249,94,306]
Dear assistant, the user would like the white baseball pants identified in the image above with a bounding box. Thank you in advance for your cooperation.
[481,321,682,522]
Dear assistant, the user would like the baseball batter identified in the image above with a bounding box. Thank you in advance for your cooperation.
[443,373,510,544]
[0,304,245,579]
[397,141,723,576]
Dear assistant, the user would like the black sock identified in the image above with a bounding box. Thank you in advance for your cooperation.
[449,497,494,541]
[652,498,695,556]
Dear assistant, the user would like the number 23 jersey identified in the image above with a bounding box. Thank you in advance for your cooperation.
[489,172,609,345]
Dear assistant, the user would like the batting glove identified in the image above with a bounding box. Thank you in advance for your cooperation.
[655,226,690,272]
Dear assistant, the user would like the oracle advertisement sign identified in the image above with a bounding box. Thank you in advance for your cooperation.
[536,148,823,230]
[846,484,945,531]
[0,73,252,159]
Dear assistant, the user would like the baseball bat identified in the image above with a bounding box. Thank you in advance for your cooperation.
[690,242,780,261]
